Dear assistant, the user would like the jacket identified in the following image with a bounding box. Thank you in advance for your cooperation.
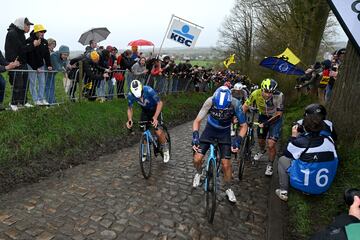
[0,51,9,73]
[50,45,70,71]
[26,31,51,69]
[5,23,35,64]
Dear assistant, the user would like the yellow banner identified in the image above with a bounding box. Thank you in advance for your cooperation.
[223,54,235,69]
[276,48,300,65]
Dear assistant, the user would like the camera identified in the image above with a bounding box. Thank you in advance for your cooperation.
[292,122,304,133]
[344,188,360,206]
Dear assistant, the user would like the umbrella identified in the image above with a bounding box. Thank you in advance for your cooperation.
[78,27,110,46]
[128,39,154,47]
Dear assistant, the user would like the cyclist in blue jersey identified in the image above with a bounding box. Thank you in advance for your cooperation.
[126,80,170,162]
[191,86,248,203]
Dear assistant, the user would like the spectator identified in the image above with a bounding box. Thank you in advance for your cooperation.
[48,45,70,104]
[296,62,323,98]
[82,51,109,101]
[310,189,360,239]
[5,17,38,111]
[47,38,57,53]
[45,38,58,104]
[85,40,97,54]
[275,112,338,201]
[105,45,117,100]
[97,49,111,102]
[130,45,140,61]
[0,51,20,110]
[120,50,135,71]
[131,57,148,78]
[26,24,53,106]
[151,59,163,76]
[317,60,332,105]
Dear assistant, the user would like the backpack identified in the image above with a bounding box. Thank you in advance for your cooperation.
[288,135,338,195]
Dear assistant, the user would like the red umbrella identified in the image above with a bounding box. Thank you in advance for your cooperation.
[128,39,154,47]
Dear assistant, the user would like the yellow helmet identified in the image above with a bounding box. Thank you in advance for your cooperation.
[261,78,278,92]
[33,24,46,33]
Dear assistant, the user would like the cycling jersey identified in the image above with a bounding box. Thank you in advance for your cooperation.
[127,86,160,110]
[197,97,246,129]
[245,89,284,116]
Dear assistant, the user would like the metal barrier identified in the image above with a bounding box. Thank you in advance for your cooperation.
[2,67,202,110]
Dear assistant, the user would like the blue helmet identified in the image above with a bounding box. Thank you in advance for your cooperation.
[212,86,232,109]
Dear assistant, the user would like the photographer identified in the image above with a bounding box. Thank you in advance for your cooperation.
[275,112,338,201]
[296,103,337,141]
[310,188,360,240]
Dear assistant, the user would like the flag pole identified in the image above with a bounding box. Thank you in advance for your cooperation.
[173,14,204,29]
[158,14,174,58]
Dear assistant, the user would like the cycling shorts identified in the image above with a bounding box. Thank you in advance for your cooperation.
[199,123,231,159]
[257,114,282,141]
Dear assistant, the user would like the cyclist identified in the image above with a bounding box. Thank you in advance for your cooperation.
[192,86,248,203]
[230,82,248,136]
[232,82,249,104]
[242,78,284,176]
[126,80,170,163]
[295,103,337,141]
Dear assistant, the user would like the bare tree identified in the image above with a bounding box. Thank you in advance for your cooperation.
[217,0,255,73]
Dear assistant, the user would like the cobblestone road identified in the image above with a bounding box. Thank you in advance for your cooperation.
[0,121,272,240]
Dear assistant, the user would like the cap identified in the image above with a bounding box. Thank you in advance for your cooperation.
[24,17,34,26]
[33,24,46,33]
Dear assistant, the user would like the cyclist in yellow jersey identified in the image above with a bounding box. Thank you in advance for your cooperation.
[242,78,284,176]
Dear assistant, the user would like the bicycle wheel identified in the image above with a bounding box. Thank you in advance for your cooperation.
[205,158,217,223]
[139,134,152,179]
[238,137,248,180]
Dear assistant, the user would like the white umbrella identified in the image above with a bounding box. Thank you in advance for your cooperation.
[78,27,110,46]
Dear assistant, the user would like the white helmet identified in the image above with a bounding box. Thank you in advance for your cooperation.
[233,83,246,91]
[130,80,143,98]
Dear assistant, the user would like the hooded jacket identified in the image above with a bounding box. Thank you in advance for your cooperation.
[26,31,51,70]
[5,22,35,65]
[50,45,70,71]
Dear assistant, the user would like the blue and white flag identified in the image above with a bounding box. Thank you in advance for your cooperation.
[167,18,202,48]
[259,57,305,76]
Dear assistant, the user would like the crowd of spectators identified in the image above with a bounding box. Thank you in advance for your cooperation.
[1,17,265,112]
[295,48,345,104]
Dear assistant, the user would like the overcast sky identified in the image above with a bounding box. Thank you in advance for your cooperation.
[0,0,348,52]
[0,0,235,51]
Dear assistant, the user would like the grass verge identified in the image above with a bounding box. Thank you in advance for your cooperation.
[0,92,209,193]
[282,95,360,239]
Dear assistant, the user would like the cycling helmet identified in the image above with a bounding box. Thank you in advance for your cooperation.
[212,86,232,109]
[233,82,246,91]
[130,80,143,98]
[261,78,278,92]
[304,103,327,119]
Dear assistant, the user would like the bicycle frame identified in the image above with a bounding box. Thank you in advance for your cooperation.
[143,129,158,148]
[204,144,220,191]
